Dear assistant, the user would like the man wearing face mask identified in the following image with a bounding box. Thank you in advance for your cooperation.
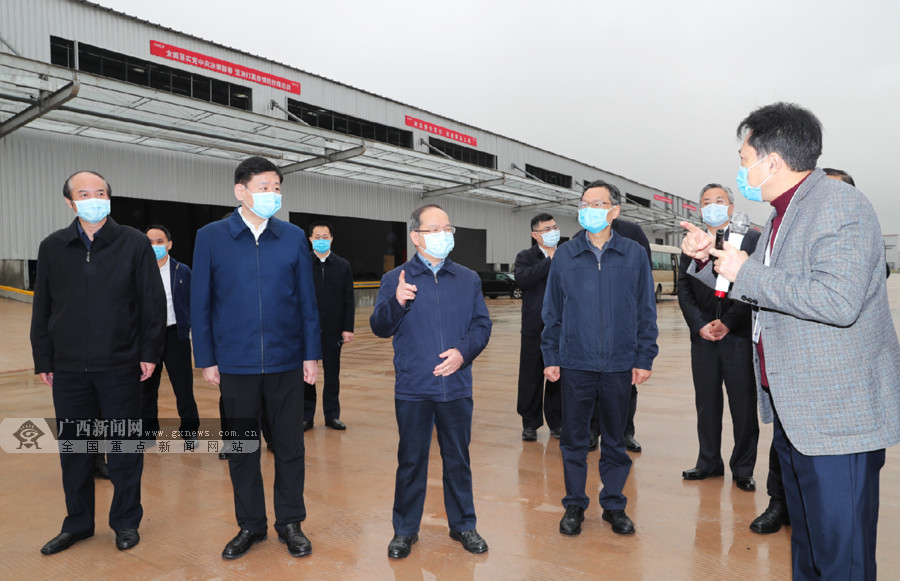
[303,220,355,432]
[370,204,492,559]
[31,170,166,555]
[191,156,320,560]
[514,213,562,442]
[141,225,199,444]
[677,185,759,492]
[681,102,900,580]
[542,180,658,537]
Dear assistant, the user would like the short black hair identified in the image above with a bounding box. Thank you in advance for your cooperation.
[822,168,855,187]
[530,213,555,231]
[309,220,333,236]
[234,156,283,186]
[582,179,622,205]
[408,204,445,233]
[145,224,172,241]
[62,170,111,199]
[737,102,822,172]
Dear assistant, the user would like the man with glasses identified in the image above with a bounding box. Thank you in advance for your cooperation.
[371,204,492,559]
[514,213,562,442]
[677,184,760,493]
[542,181,658,537]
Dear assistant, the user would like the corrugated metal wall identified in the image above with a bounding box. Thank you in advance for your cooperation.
[0,0,672,262]
[1,128,579,263]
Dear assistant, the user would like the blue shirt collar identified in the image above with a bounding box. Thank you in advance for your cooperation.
[416,252,444,275]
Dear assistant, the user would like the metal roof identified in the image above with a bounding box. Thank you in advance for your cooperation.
[0,51,685,229]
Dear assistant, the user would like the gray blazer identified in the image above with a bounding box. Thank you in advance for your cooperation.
[690,168,900,455]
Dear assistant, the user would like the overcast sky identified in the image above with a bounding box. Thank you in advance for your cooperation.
[95,0,900,232]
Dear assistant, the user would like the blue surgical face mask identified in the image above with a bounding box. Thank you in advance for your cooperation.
[540,229,560,248]
[248,191,282,219]
[422,231,454,260]
[74,198,111,224]
[701,204,731,227]
[152,244,168,261]
[578,207,610,234]
[311,239,331,253]
[736,155,772,202]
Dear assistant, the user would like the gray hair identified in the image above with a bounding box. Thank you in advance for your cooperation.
[699,183,734,205]
[582,179,622,206]
[408,204,445,233]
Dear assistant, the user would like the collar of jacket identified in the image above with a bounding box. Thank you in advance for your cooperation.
[227,207,283,240]
[64,216,122,247]
[570,227,627,257]
[405,254,459,278]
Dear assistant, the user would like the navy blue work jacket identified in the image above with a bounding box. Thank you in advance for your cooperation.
[370,255,492,401]
[541,229,658,373]
[190,209,321,375]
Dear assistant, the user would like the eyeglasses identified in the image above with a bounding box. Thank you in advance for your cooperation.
[579,200,614,209]
[415,226,456,234]
[532,225,560,233]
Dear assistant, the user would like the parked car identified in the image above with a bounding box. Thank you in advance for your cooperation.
[478,272,522,299]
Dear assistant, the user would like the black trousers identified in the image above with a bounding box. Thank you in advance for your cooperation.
[517,334,561,430]
[689,340,759,477]
[219,370,305,533]
[590,385,638,438]
[304,333,343,423]
[141,325,199,436]
[52,367,144,534]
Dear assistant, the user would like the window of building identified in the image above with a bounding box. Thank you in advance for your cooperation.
[525,164,572,189]
[287,100,413,149]
[428,137,496,169]
[50,36,75,69]
[626,193,650,208]
[49,37,252,111]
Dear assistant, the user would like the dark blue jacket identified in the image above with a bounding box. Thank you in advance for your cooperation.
[370,255,492,401]
[190,209,321,374]
[541,229,658,373]
[167,257,192,340]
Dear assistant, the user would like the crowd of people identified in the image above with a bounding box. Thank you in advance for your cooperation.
[29,102,899,579]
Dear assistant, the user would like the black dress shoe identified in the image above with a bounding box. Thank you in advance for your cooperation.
[115,529,140,550]
[602,509,635,535]
[449,529,488,554]
[625,435,642,453]
[588,434,598,451]
[222,529,267,559]
[549,427,561,439]
[734,476,756,491]
[559,505,585,535]
[682,467,725,480]
[325,418,347,430]
[40,531,93,555]
[750,502,790,534]
[387,534,417,559]
[303,420,314,432]
[522,427,537,441]
[278,522,311,557]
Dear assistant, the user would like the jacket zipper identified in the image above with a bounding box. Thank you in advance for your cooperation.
[83,247,90,371]
[433,271,446,399]
[256,238,265,373]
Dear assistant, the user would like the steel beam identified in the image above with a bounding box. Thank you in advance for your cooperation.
[280,145,367,173]
[0,81,80,139]
[421,178,506,198]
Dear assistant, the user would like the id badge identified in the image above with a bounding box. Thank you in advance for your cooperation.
[751,312,761,344]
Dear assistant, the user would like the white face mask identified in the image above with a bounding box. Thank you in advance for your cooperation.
[540,229,560,247]
[422,231,454,259]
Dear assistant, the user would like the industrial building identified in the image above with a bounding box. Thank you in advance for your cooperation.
[1,0,700,293]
